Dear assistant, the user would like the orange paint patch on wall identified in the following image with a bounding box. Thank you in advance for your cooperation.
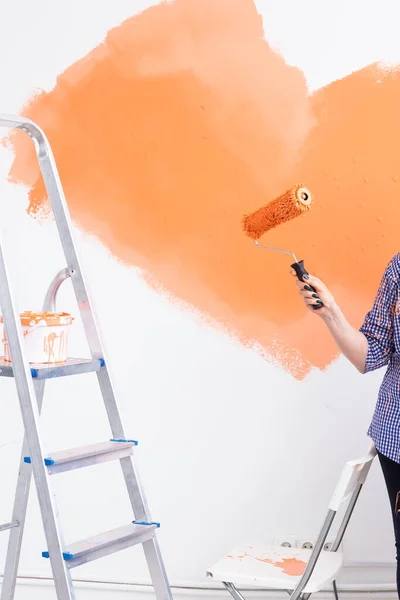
[6,0,400,376]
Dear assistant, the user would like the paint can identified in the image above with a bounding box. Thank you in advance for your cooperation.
[1,311,74,364]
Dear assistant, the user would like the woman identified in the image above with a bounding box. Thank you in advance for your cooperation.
[295,254,400,595]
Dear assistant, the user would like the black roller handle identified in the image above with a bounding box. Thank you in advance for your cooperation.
[291,260,323,310]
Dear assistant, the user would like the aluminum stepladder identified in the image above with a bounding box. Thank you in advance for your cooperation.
[0,114,173,600]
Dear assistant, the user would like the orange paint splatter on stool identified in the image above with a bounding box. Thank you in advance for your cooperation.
[256,556,306,577]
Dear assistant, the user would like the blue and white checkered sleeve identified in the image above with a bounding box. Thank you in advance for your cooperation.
[360,258,398,373]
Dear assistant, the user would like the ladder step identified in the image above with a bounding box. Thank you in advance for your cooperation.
[42,522,160,568]
[24,440,137,474]
[0,357,105,380]
[0,521,19,533]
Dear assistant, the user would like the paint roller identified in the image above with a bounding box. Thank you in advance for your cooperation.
[242,183,323,309]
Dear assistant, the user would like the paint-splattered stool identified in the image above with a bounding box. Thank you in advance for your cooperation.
[207,445,377,600]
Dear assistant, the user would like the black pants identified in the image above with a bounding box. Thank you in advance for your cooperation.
[378,451,400,598]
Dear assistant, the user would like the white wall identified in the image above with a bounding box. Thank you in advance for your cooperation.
[1,1,400,598]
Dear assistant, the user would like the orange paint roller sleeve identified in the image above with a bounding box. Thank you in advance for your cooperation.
[242,184,312,240]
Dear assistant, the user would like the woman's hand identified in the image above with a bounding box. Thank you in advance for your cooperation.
[291,271,336,316]
[291,270,368,372]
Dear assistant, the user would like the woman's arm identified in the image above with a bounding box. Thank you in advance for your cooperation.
[294,257,398,374]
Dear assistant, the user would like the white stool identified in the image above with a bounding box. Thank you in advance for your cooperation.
[207,444,377,600]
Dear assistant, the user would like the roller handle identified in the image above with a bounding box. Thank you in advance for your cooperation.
[291,260,323,310]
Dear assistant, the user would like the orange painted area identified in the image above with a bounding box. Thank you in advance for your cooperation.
[256,556,306,577]
[228,551,306,577]
[5,0,400,376]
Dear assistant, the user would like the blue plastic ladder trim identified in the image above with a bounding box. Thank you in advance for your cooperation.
[111,439,138,445]
[133,520,160,528]
[30,368,38,378]
[99,358,105,367]
[42,551,74,560]
[24,457,55,466]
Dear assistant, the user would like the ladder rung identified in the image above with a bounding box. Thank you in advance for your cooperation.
[0,521,19,533]
[24,440,137,474]
[0,357,105,380]
[42,522,159,568]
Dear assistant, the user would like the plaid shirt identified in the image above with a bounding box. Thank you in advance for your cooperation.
[360,254,400,463]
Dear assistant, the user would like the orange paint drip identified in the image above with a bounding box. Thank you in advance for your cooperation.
[5,0,400,376]
[43,330,67,363]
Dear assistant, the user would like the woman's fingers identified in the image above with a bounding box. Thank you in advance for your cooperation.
[294,273,326,296]
[291,270,321,287]
[296,280,320,297]
[306,296,324,307]
[303,273,325,293]
[299,288,320,299]
[295,278,324,308]
[291,269,334,313]
[299,288,323,305]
